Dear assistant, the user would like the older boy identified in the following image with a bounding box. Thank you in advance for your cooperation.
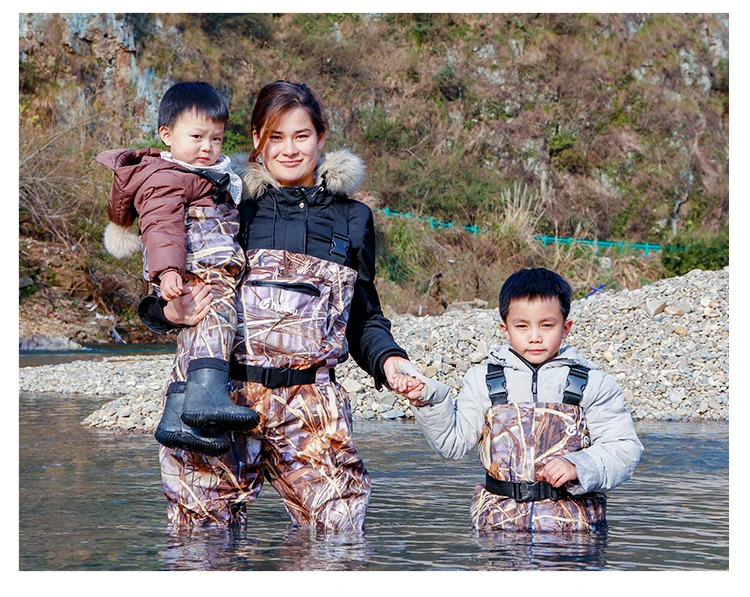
[403,267,643,532]
[97,82,259,455]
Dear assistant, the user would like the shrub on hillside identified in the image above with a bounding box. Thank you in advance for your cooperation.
[660,230,729,276]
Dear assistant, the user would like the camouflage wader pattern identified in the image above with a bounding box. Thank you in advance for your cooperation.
[160,248,371,531]
[145,202,246,367]
[472,402,607,532]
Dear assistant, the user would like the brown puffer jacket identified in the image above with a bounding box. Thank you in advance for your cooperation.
[96,147,218,282]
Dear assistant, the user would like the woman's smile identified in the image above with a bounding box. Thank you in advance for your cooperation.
[253,107,325,187]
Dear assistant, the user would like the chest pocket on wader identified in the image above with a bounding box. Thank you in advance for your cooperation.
[243,272,334,360]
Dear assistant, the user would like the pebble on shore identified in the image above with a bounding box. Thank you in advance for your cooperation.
[18,267,728,433]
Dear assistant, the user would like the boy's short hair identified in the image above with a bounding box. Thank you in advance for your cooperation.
[158,81,229,128]
[498,268,572,321]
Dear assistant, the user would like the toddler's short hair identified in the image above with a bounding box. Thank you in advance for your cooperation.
[158,81,228,128]
[499,268,572,321]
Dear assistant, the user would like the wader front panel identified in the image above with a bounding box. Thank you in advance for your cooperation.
[160,249,371,531]
[473,402,607,532]
[232,248,355,370]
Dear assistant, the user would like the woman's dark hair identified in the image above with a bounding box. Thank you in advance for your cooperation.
[158,81,229,129]
[250,81,328,161]
[498,268,573,321]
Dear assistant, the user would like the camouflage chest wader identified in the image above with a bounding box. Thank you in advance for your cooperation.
[146,202,247,370]
[470,364,607,532]
[159,247,371,531]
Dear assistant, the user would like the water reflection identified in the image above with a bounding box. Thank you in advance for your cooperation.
[159,523,374,571]
[19,390,729,571]
[472,528,609,570]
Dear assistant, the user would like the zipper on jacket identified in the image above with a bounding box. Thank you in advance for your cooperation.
[509,347,560,402]
[248,280,321,297]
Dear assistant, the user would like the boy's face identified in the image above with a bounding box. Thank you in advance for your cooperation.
[499,297,572,365]
[159,110,225,167]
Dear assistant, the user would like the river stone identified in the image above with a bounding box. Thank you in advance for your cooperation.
[19,268,729,429]
[342,379,364,394]
[645,299,667,317]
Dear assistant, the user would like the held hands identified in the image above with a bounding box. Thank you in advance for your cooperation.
[163,281,213,326]
[536,458,578,488]
[159,270,185,301]
[382,356,425,402]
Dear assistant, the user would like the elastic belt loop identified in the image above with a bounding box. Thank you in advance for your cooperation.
[188,357,230,373]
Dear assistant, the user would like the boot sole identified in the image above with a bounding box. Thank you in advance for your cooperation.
[155,429,231,456]
[181,410,260,432]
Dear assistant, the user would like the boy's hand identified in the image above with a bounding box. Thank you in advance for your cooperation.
[163,281,212,326]
[536,458,578,488]
[383,356,425,401]
[159,270,184,300]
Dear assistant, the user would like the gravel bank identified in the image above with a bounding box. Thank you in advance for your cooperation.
[19,268,728,433]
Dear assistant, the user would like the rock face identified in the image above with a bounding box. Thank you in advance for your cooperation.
[19,335,83,351]
[18,268,729,433]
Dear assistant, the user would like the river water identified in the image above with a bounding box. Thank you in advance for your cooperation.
[18,375,728,572]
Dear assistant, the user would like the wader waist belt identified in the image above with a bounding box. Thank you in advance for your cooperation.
[230,362,334,388]
[485,474,567,502]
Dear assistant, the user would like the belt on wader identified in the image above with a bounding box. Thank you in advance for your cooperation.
[485,474,568,502]
[230,362,335,388]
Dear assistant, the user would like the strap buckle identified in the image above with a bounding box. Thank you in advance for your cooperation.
[329,233,350,259]
[486,365,508,405]
[261,366,292,389]
[563,365,589,405]
[514,481,539,502]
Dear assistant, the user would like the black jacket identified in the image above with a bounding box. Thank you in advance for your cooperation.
[138,150,407,387]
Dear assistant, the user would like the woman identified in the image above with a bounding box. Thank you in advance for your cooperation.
[140,81,423,531]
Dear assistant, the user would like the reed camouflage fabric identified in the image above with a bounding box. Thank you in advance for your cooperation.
[159,248,371,530]
[146,203,246,363]
[472,402,607,532]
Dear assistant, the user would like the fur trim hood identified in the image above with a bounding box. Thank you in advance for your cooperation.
[230,148,366,200]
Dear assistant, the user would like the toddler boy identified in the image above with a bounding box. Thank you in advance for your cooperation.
[97,81,259,455]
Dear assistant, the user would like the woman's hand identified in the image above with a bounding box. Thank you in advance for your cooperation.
[382,356,425,401]
[163,282,212,326]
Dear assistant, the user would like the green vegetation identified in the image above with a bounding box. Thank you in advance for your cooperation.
[18,13,728,317]
[661,230,729,276]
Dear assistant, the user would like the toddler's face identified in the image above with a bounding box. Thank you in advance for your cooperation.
[159,110,225,167]
[499,297,572,364]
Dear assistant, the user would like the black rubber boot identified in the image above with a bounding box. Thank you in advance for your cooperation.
[180,358,260,432]
[154,381,231,456]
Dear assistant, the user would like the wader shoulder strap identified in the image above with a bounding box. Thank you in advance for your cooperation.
[563,364,589,405]
[487,363,589,405]
[486,364,508,405]
[176,168,231,204]
[329,199,351,265]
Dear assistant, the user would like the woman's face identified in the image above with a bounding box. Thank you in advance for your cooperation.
[253,107,325,187]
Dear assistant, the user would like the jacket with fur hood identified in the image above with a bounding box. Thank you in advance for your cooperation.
[140,149,408,387]
[404,344,643,495]
[96,147,220,282]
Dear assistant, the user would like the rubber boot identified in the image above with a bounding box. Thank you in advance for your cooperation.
[180,358,260,432]
[154,381,231,456]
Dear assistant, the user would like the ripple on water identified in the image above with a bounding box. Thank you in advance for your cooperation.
[19,396,728,571]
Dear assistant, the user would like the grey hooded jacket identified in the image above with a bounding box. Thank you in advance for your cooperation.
[404,344,643,495]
